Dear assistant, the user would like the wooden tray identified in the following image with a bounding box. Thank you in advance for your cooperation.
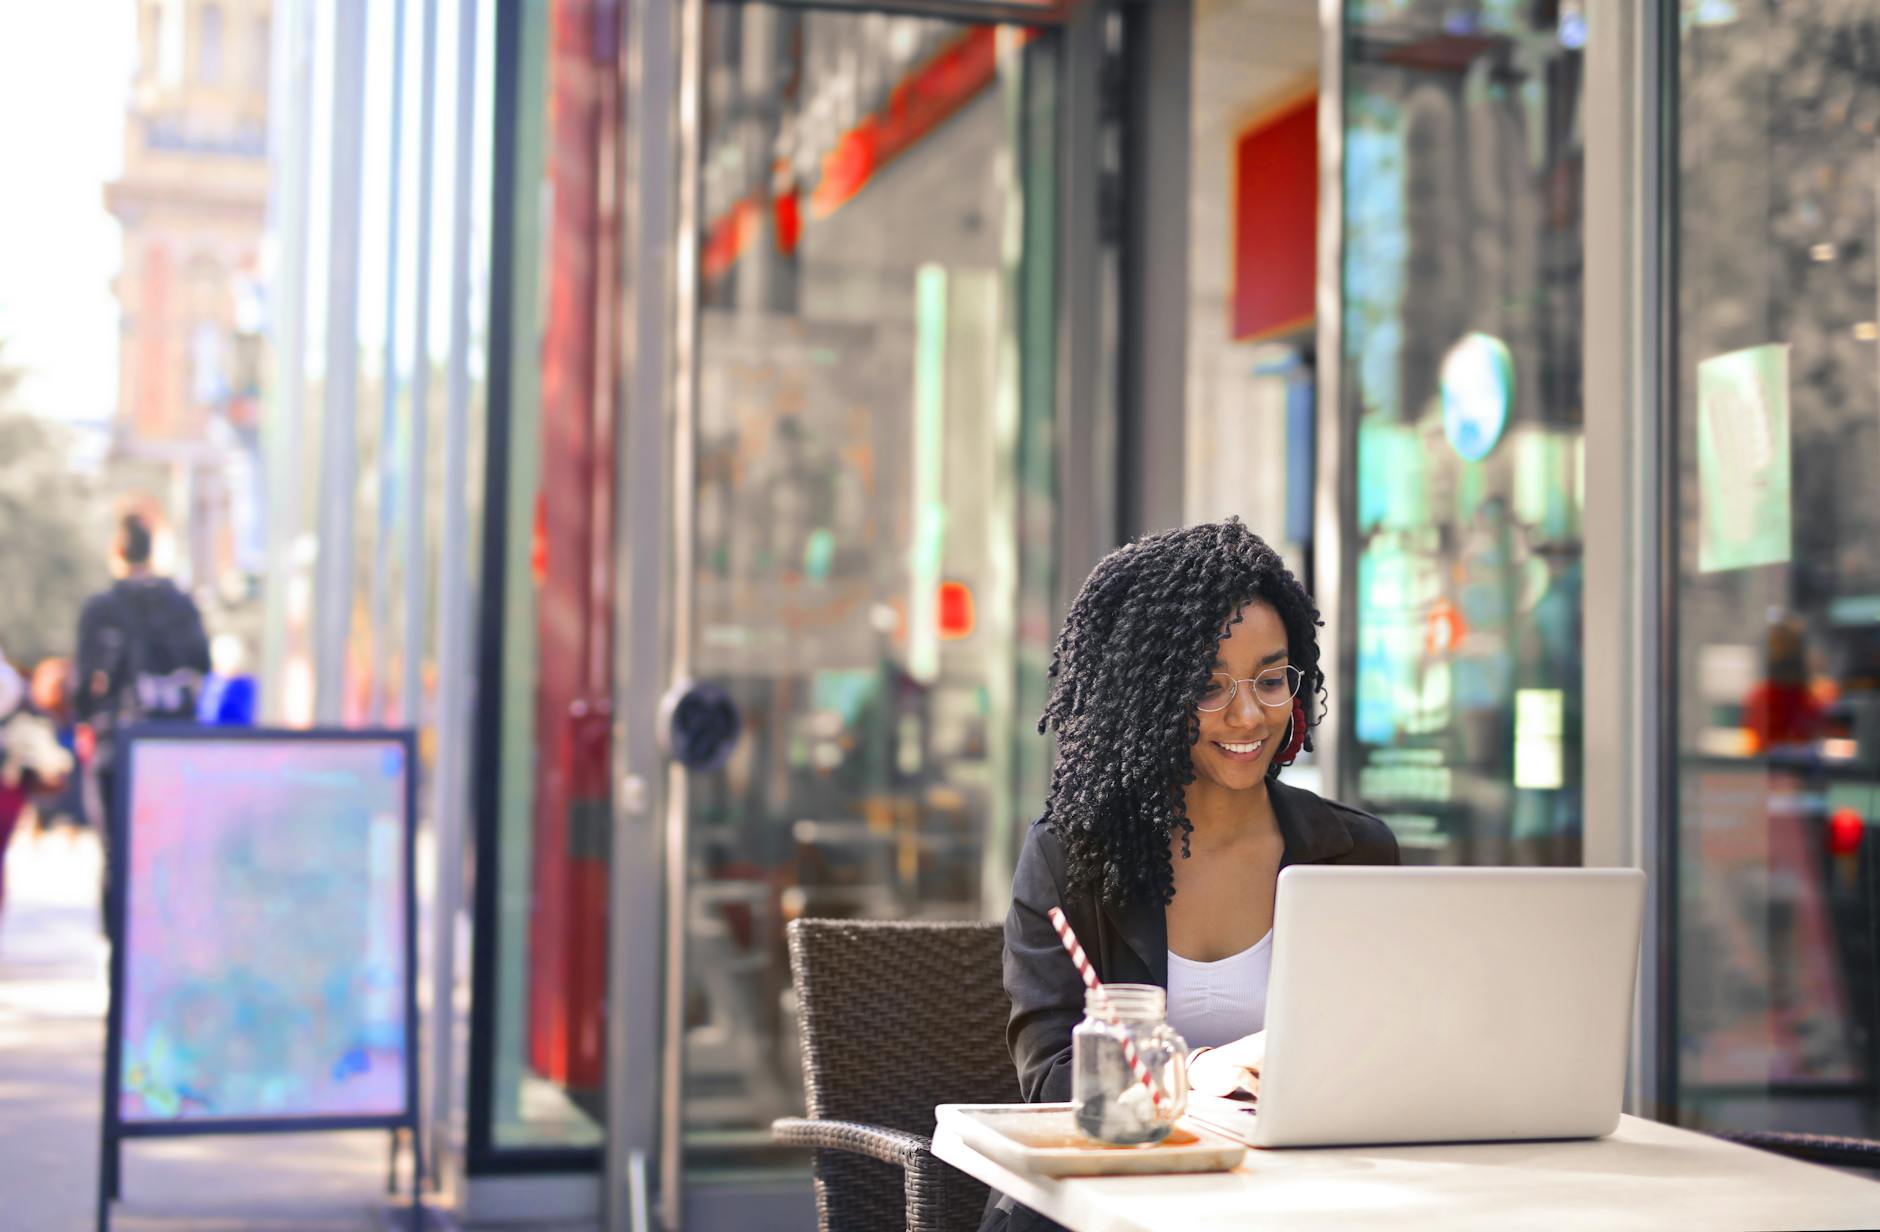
[935,1103,1247,1177]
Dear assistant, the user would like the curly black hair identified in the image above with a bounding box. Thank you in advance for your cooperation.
[1037,518,1325,908]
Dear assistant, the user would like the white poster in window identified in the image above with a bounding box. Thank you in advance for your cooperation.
[1513,687,1564,791]
[1696,343,1792,574]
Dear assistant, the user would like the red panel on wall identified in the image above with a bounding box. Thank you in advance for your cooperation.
[1232,96,1318,342]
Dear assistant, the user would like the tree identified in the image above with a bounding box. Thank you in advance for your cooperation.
[0,340,110,667]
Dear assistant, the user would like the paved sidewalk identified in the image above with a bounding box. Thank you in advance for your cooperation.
[0,829,434,1231]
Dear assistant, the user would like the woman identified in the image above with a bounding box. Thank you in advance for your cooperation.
[983,520,1399,1232]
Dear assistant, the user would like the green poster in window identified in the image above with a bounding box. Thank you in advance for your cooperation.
[1697,343,1792,574]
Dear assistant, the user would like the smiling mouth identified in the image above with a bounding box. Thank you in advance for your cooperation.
[1214,740,1265,758]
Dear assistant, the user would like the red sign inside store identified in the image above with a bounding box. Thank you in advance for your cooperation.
[1232,96,1318,343]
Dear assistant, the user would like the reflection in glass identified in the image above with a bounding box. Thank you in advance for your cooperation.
[1674,1,1880,1140]
[487,0,614,1151]
[683,7,1056,1178]
[1342,1,1585,865]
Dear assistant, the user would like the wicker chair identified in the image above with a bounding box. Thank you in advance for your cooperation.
[1716,1129,1880,1173]
[774,919,1020,1232]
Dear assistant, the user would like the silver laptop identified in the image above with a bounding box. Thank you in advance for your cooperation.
[1189,865,1646,1149]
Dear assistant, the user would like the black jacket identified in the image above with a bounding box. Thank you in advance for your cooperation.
[74,576,211,738]
[982,780,1401,1232]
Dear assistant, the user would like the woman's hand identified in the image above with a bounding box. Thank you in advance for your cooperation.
[1189,1030,1266,1099]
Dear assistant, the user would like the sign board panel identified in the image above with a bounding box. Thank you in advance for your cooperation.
[111,730,416,1127]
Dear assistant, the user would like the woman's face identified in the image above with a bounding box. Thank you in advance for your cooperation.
[1190,601,1294,793]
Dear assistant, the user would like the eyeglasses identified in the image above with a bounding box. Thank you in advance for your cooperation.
[1196,665,1302,713]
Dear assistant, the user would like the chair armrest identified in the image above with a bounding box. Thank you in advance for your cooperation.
[772,1116,932,1169]
[901,1138,989,1232]
[774,1117,988,1232]
[1719,1129,1880,1172]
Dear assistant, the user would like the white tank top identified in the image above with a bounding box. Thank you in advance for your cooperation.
[1165,931,1273,1049]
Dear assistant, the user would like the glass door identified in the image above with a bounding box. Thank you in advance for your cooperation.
[669,0,1060,1212]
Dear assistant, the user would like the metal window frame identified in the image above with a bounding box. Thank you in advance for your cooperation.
[1313,0,1347,797]
[1115,0,1189,541]
[617,0,696,1219]
[1648,0,1680,1122]
[430,0,486,1182]
[261,0,315,724]
[313,0,370,723]
[366,0,410,725]
[1053,0,1121,609]
[1581,0,1670,1120]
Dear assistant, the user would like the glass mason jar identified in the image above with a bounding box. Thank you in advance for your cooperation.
[1071,984,1189,1144]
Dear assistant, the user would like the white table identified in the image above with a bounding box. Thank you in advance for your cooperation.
[933,1114,1880,1231]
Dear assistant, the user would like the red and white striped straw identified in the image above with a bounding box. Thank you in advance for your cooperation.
[1047,906,1170,1113]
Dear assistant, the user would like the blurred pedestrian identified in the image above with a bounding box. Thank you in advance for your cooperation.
[28,657,88,834]
[73,514,211,922]
[0,643,73,919]
[1743,616,1826,754]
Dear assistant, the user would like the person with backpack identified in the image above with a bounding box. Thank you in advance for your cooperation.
[73,514,212,925]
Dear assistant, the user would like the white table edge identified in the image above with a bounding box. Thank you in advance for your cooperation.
[932,1112,1880,1232]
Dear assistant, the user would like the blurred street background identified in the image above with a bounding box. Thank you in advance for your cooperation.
[1,0,1878,1229]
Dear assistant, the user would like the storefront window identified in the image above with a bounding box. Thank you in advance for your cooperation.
[484,0,616,1152]
[1672,0,1880,1139]
[682,6,1056,1178]
[1342,1,1585,864]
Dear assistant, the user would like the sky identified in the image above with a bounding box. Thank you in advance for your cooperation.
[0,5,136,427]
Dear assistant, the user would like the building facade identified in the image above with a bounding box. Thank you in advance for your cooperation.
[248,0,1880,1227]
[106,0,272,630]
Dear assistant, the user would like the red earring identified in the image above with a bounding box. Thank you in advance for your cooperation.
[1277,701,1307,767]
